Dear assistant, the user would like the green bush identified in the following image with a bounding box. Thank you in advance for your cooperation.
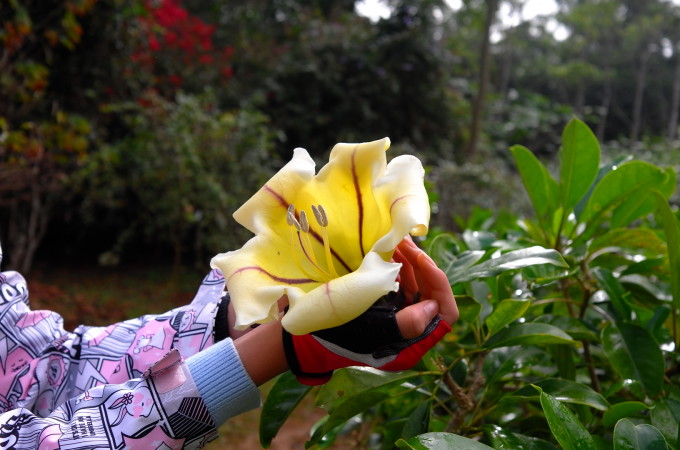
[260,119,680,449]
[74,90,279,267]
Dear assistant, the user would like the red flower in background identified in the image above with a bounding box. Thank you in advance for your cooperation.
[131,0,234,90]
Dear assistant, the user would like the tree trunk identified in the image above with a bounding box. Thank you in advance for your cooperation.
[461,0,499,164]
[597,73,612,142]
[668,43,680,140]
[630,48,651,141]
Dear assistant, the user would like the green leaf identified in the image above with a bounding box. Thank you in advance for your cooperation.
[578,162,674,243]
[654,191,680,347]
[611,167,676,228]
[456,295,483,324]
[603,402,649,428]
[613,419,668,450]
[396,432,495,449]
[537,388,596,450]
[463,229,497,250]
[454,246,568,284]
[588,228,667,257]
[534,315,600,342]
[522,263,574,285]
[650,397,680,447]
[443,250,485,285]
[483,323,576,349]
[559,118,600,213]
[316,367,419,412]
[510,144,559,223]
[485,347,549,386]
[601,323,664,397]
[513,378,609,411]
[401,399,431,439]
[321,391,389,436]
[485,425,559,449]
[592,267,632,322]
[485,299,531,336]
[259,372,312,448]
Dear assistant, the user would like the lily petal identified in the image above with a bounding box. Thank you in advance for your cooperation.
[371,154,430,255]
[281,252,402,335]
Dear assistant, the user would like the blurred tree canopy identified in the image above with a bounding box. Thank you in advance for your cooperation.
[1,0,680,271]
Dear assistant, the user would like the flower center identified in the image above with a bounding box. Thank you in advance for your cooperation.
[287,203,340,283]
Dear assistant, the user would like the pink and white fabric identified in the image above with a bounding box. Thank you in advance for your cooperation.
[0,269,229,449]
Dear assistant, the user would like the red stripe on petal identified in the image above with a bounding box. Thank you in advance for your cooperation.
[263,185,289,209]
[351,145,365,257]
[233,266,316,285]
[389,194,415,213]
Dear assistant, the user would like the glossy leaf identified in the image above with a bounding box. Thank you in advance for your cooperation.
[603,402,649,428]
[456,295,482,324]
[613,419,668,450]
[522,263,574,285]
[463,229,497,250]
[610,167,676,228]
[534,315,599,342]
[316,367,419,412]
[592,267,631,322]
[654,191,680,347]
[588,228,667,257]
[485,347,550,385]
[396,432,494,449]
[321,391,389,436]
[485,299,530,336]
[650,398,680,447]
[260,372,313,448]
[578,161,673,243]
[510,144,558,223]
[485,425,559,449]
[575,155,632,218]
[443,250,485,285]
[538,388,596,450]
[559,117,600,213]
[602,323,664,397]
[483,323,575,349]
[453,246,568,284]
[513,378,609,411]
[401,399,432,439]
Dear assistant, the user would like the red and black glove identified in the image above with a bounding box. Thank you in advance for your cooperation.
[282,291,451,385]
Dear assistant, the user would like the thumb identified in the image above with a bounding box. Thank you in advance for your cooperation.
[395,300,439,339]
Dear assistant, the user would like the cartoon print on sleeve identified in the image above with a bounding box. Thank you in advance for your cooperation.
[0,269,229,449]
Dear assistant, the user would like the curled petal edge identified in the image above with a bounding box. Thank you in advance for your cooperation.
[282,252,402,335]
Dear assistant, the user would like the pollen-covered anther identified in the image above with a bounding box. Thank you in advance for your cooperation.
[299,210,310,232]
[287,205,301,230]
[312,204,328,227]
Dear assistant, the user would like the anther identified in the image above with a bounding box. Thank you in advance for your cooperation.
[287,209,301,231]
[312,204,328,227]
[299,210,310,232]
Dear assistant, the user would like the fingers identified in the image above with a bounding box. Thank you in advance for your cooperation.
[416,252,459,326]
[393,245,418,300]
[396,236,459,327]
[396,300,439,339]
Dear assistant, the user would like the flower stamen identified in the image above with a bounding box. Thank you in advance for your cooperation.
[287,204,330,282]
[312,204,339,278]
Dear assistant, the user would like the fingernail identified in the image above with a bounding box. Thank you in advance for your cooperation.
[423,300,439,318]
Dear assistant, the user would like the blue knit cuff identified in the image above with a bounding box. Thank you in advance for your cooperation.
[186,338,261,426]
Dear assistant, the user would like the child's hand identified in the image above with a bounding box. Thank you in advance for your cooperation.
[283,236,458,385]
[393,236,458,338]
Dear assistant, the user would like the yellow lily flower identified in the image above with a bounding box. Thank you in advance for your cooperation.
[210,138,430,335]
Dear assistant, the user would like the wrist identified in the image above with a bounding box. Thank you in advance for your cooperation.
[233,321,289,386]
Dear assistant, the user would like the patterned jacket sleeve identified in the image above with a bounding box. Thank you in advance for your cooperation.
[0,269,260,449]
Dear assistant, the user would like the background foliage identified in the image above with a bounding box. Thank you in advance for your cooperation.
[1,0,680,448]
